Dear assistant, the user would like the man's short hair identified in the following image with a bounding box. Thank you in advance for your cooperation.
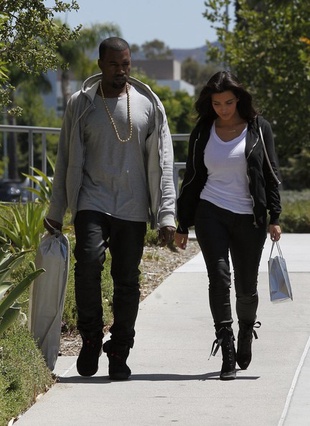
[99,37,130,59]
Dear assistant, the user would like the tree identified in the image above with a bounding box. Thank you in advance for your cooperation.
[57,22,121,113]
[0,1,80,178]
[15,86,62,177]
[0,0,80,113]
[141,40,173,59]
[131,70,195,161]
[4,66,53,179]
[181,58,201,86]
[181,57,221,95]
[203,0,310,178]
[0,16,9,100]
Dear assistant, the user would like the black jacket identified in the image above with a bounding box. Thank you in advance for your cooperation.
[177,116,281,233]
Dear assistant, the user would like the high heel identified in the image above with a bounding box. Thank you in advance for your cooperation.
[237,321,261,370]
[210,326,236,381]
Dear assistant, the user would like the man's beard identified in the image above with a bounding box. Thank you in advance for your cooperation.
[112,76,128,89]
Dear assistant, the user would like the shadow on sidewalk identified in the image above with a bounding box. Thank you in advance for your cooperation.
[58,371,260,383]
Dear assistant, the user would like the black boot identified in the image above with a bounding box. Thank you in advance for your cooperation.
[76,332,103,377]
[237,321,261,370]
[210,326,236,381]
[103,340,131,380]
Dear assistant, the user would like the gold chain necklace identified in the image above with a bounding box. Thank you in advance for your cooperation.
[99,81,133,143]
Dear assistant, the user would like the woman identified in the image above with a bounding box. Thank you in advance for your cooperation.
[175,71,281,380]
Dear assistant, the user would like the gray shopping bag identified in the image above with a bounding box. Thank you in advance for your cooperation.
[268,241,293,303]
[28,232,70,370]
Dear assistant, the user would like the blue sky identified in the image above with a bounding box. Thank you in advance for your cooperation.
[46,0,227,49]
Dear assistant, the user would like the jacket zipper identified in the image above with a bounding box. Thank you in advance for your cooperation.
[246,136,259,227]
[246,136,259,160]
[178,136,199,233]
[71,102,94,218]
[178,135,199,198]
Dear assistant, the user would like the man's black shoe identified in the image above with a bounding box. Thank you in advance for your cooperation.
[103,340,131,380]
[76,333,103,377]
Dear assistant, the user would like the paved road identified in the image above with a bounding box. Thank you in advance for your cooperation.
[16,234,310,425]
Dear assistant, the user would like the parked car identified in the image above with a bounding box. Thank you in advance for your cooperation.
[0,180,28,203]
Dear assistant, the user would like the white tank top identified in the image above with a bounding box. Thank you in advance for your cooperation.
[200,123,253,214]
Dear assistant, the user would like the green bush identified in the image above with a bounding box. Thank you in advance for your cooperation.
[0,202,47,250]
[280,190,310,233]
[22,162,54,204]
[0,325,54,426]
[0,238,44,338]
[280,149,310,190]
[144,226,158,246]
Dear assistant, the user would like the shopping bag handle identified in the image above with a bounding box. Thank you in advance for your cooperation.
[269,241,283,258]
[44,218,62,237]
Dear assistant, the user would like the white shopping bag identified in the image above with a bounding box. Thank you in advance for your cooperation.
[29,232,70,370]
[268,241,293,303]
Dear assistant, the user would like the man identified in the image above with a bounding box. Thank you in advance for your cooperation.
[44,37,176,380]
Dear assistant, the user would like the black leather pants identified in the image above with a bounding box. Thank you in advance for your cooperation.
[74,210,146,347]
[195,200,267,328]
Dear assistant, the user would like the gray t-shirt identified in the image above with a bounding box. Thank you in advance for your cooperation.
[78,84,155,222]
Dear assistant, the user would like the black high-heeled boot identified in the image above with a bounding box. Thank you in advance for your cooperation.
[236,321,261,370]
[210,326,236,381]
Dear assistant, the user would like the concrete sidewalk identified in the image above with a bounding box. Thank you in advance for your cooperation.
[16,234,310,425]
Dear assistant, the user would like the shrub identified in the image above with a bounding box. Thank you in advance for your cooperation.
[0,325,54,425]
[0,242,44,336]
[0,202,47,250]
[22,163,54,204]
[280,190,310,233]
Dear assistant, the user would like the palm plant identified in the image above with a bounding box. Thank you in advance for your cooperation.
[22,162,54,204]
[0,241,44,335]
[0,202,47,250]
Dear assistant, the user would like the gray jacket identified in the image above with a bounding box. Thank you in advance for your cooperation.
[47,74,176,229]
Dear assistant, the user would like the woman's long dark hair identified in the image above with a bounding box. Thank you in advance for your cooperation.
[195,71,258,126]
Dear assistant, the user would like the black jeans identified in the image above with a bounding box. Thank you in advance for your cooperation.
[195,200,267,329]
[74,210,146,348]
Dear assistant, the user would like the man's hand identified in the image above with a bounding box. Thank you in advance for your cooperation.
[158,226,176,246]
[43,218,62,235]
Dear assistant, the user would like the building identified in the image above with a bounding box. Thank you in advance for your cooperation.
[131,59,194,96]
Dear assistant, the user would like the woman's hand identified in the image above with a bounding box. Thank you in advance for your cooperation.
[175,232,188,250]
[269,224,281,241]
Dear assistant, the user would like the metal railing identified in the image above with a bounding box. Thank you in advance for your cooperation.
[0,125,188,198]
[0,124,61,178]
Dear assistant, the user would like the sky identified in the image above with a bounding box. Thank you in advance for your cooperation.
[46,0,220,49]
